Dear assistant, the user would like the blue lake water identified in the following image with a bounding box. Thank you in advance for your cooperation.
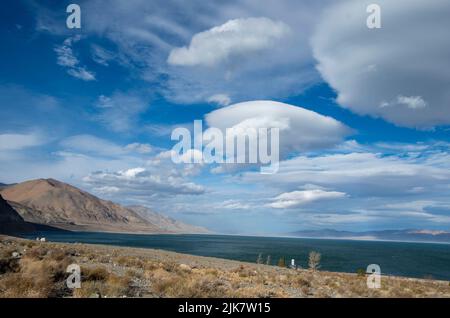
[24,232,450,281]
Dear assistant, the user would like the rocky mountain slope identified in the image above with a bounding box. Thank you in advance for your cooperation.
[0,179,206,234]
[0,194,34,234]
[128,205,209,234]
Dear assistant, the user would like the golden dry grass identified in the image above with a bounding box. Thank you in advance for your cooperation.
[1,236,450,298]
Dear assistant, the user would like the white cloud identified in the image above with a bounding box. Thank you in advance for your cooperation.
[72,0,328,104]
[205,100,351,158]
[220,200,252,210]
[60,135,125,157]
[168,17,290,67]
[54,43,78,67]
[207,94,231,107]
[269,189,347,209]
[0,133,46,151]
[242,143,450,201]
[54,36,96,81]
[67,67,96,81]
[125,143,152,154]
[91,44,114,66]
[83,166,205,197]
[61,135,154,157]
[312,0,450,128]
[94,92,149,132]
[396,96,428,110]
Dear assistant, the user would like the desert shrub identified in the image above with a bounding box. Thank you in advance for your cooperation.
[72,281,104,298]
[105,274,132,296]
[256,253,263,264]
[204,268,219,276]
[0,246,17,259]
[293,275,311,288]
[231,265,256,278]
[114,256,144,268]
[74,268,132,298]
[82,266,109,282]
[25,241,37,249]
[26,246,49,260]
[356,268,366,277]
[308,251,321,271]
[46,249,71,262]
[162,261,179,273]
[150,268,229,298]
[277,257,286,268]
[179,275,229,297]
[148,268,178,295]
[0,256,70,297]
[125,269,141,277]
[0,257,20,274]
[143,260,160,271]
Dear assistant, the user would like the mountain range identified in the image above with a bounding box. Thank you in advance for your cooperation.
[0,178,209,235]
[287,229,450,243]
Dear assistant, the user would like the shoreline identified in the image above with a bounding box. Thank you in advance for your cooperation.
[25,228,450,245]
[1,235,450,298]
[19,231,450,281]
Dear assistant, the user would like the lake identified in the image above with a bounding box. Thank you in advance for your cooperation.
[23,231,450,281]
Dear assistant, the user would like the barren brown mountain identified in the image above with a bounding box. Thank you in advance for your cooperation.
[0,179,164,234]
[128,205,210,234]
[0,194,34,234]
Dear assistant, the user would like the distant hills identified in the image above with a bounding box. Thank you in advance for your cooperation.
[0,178,209,235]
[0,183,14,190]
[287,229,450,243]
[128,205,209,234]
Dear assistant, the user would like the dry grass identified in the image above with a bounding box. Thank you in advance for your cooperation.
[1,236,450,298]
[0,243,73,297]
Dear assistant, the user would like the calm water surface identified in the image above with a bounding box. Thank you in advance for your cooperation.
[24,232,450,280]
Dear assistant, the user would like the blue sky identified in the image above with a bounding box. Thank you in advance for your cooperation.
[1,0,450,234]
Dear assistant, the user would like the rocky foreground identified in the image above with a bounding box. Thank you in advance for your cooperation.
[1,235,449,298]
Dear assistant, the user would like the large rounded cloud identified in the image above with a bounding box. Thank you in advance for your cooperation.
[168,17,290,67]
[205,100,351,158]
[312,0,450,128]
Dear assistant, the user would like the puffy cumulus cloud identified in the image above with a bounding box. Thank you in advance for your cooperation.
[205,100,351,158]
[312,0,450,128]
[168,17,290,67]
[269,189,347,209]
[83,166,205,197]
[94,92,149,132]
[76,0,329,104]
